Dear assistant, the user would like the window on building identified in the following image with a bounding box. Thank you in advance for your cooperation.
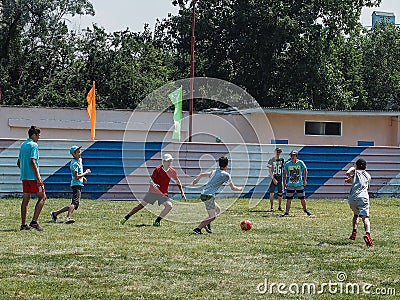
[305,121,341,136]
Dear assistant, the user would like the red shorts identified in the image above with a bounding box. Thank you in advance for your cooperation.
[22,180,45,194]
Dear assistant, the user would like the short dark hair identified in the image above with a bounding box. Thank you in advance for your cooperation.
[28,126,40,137]
[218,156,229,168]
[356,158,367,170]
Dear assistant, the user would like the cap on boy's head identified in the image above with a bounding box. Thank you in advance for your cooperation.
[290,150,298,156]
[356,158,367,170]
[162,153,173,161]
[70,145,82,155]
[275,147,282,153]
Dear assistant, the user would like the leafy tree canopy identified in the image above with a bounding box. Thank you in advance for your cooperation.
[1,0,399,111]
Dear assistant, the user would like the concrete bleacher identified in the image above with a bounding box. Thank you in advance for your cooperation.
[1,139,400,199]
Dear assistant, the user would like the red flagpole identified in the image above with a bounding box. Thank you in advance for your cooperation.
[189,0,197,142]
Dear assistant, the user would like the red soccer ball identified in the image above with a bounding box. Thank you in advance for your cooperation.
[240,219,252,231]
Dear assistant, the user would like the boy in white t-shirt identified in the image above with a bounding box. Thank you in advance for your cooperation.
[345,158,373,247]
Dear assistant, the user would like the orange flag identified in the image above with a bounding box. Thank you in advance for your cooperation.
[86,81,96,140]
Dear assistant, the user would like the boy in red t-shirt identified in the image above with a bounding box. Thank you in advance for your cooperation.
[120,153,186,226]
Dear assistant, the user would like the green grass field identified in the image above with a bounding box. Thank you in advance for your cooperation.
[0,197,399,299]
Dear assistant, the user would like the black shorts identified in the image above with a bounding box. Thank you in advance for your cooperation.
[143,192,171,206]
[71,185,82,210]
[268,178,283,194]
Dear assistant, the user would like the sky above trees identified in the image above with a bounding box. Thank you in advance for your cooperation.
[70,0,399,33]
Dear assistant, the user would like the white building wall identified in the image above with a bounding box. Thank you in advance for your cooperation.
[0,106,271,144]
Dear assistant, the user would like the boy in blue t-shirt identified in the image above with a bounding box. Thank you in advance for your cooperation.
[191,156,242,234]
[17,126,46,231]
[51,146,91,224]
[282,150,312,217]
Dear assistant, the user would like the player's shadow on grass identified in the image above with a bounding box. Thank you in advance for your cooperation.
[248,208,283,213]
[261,214,281,218]
[45,221,69,225]
[317,241,352,246]
[0,229,18,232]
[133,224,151,227]
[248,209,266,213]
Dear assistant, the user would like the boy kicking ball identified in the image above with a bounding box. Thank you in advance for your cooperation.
[191,156,242,235]
[51,146,91,224]
[119,153,186,226]
[345,158,373,247]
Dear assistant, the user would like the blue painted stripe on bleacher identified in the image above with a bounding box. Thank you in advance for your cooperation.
[241,177,270,199]
[358,141,374,146]
[243,145,367,198]
[296,146,367,197]
[271,139,288,144]
[44,141,164,199]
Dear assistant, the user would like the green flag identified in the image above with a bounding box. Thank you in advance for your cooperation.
[168,86,183,141]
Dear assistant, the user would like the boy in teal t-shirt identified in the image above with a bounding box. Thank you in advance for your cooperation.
[17,126,46,231]
[51,146,91,224]
[282,150,312,217]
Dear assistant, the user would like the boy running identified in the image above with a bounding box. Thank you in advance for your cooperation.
[266,147,284,211]
[51,146,91,224]
[120,153,186,226]
[345,158,373,247]
[282,150,312,217]
[17,126,46,231]
[192,156,242,234]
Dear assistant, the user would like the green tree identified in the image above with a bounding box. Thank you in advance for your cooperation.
[277,30,367,110]
[156,0,380,109]
[0,0,176,109]
[77,25,176,109]
[360,22,400,110]
[0,0,94,105]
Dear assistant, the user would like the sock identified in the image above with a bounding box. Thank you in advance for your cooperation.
[366,232,370,235]
[155,216,162,223]
[30,220,37,224]
[124,214,131,220]
[353,229,357,233]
